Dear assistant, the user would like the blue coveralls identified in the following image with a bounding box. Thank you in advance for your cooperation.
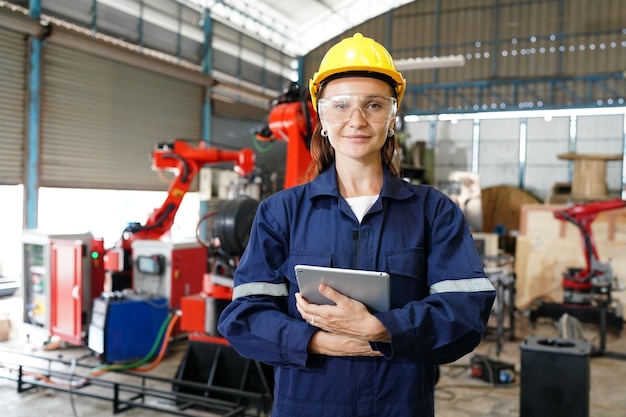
[218,164,496,417]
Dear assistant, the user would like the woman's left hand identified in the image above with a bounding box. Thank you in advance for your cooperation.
[296,284,390,342]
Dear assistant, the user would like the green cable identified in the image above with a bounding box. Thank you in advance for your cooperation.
[90,311,174,374]
[91,312,171,373]
[252,133,274,154]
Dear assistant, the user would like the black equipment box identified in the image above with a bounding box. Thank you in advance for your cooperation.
[519,335,591,417]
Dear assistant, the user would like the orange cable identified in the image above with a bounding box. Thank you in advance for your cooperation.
[132,313,180,373]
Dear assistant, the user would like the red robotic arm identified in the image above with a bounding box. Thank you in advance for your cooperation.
[255,82,316,188]
[126,140,255,241]
[554,198,626,302]
[104,140,255,277]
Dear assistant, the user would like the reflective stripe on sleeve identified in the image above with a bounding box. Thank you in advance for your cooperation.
[232,282,289,299]
[429,277,495,294]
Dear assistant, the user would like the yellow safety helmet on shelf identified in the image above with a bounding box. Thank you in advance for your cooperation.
[309,33,406,111]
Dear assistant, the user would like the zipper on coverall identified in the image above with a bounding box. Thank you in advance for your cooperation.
[352,230,359,268]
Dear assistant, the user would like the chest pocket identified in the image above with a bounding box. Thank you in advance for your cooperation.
[385,248,428,305]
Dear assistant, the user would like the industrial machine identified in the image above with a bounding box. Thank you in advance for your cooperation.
[554,198,626,305]
[255,82,316,188]
[103,140,256,306]
[130,238,207,311]
[22,141,256,349]
[530,198,626,358]
[88,292,169,364]
[21,230,105,345]
[87,139,257,361]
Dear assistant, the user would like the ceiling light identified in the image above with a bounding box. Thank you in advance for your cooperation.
[395,55,466,71]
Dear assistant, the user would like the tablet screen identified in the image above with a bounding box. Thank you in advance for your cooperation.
[295,264,390,312]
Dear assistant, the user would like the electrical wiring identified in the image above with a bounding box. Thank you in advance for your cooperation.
[42,335,64,351]
[89,310,175,377]
[88,312,173,377]
[0,362,89,390]
[195,211,218,249]
[0,307,179,408]
[68,358,80,417]
[128,312,180,373]
[252,132,275,153]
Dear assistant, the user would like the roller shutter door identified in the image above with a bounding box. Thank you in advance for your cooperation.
[40,43,202,190]
[0,27,26,185]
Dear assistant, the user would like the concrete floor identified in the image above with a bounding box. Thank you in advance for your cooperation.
[1,293,626,417]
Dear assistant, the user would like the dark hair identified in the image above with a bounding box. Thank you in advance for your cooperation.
[306,74,401,180]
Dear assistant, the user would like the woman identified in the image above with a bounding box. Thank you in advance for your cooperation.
[218,33,496,417]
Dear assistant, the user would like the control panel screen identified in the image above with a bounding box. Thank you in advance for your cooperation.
[136,255,165,275]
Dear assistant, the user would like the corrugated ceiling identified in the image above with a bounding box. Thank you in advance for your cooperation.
[192,0,414,56]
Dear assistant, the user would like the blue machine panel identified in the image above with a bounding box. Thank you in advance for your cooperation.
[88,295,169,364]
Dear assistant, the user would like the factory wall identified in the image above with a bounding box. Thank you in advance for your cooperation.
[405,110,625,200]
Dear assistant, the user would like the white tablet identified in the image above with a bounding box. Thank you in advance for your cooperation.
[294,264,390,312]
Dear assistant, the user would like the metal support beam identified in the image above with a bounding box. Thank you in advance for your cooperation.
[201,11,213,144]
[25,0,41,229]
[567,115,577,182]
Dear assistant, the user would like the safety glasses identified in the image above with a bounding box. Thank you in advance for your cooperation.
[317,94,397,124]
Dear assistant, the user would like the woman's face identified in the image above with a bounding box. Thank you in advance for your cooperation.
[318,77,396,165]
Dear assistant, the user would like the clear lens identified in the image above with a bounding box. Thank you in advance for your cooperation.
[317,94,397,124]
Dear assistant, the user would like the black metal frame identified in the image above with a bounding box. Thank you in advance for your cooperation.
[1,349,271,416]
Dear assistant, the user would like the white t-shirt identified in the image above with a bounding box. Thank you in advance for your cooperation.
[345,195,379,223]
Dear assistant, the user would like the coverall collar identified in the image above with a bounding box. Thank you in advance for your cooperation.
[309,162,415,202]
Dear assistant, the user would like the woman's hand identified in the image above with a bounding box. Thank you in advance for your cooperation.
[296,284,390,343]
[307,330,383,356]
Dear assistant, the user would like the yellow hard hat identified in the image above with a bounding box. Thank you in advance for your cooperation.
[309,33,406,111]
